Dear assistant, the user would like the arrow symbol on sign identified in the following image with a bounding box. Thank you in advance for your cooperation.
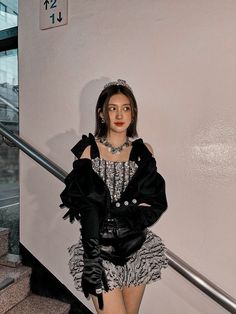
[57,11,63,22]
[44,0,50,10]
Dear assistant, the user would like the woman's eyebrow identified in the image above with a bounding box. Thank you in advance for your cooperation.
[108,103,131,106]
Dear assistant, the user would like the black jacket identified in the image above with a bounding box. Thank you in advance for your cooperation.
[59,134,168,239]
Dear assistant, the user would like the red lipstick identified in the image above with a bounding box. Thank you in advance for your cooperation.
[114,122,125,126]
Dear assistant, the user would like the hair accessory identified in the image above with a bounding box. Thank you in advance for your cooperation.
[103,79,133,93]
[99,137,130,154]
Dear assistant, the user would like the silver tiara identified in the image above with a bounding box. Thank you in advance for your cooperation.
[103,79,133,93]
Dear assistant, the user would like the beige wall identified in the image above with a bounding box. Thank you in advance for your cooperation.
[19,0,236,313]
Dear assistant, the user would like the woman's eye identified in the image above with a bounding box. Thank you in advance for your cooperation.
[123,106,131,111]
[108,106,116,111]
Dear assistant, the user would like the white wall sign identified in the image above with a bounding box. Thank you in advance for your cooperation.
[40,0,68,30]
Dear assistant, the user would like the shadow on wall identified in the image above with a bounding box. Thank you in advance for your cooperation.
[78,77,111,136]
[45,77,112,171]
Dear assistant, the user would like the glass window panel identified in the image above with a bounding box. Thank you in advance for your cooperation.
[0,0,18,31]
[0,0,18,254]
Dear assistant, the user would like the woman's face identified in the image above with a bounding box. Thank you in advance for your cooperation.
[102,93,132,136]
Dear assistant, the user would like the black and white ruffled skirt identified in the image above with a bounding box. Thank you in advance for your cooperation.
[67,229,168,292]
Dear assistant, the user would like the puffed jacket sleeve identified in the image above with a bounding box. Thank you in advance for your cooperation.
[59,159,107,239]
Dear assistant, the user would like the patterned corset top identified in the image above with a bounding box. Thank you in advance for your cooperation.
[91,157,138,202]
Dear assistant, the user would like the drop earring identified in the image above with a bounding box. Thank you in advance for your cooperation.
[101,118,105,124]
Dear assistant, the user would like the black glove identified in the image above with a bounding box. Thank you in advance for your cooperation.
[81,238,109,310]
[59,205,80,223]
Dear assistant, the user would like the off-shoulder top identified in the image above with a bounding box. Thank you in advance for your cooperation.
[91,157,138,202]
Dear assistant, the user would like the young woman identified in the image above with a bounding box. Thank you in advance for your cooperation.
[60,79,168,314]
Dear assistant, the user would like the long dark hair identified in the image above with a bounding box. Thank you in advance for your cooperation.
[94,84,138,138]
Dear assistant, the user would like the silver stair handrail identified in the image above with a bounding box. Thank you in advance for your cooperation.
[0,122,236,313]
[0,122,67,182]
[166,249,236,313]
[0,96,19,113]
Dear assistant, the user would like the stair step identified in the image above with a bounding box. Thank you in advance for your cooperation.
[0,254,21,268]
[0,228,10,258]
[0,265,32,313]
[0,277,14,291]
[0,265,31,285]
[6,293,71,314]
